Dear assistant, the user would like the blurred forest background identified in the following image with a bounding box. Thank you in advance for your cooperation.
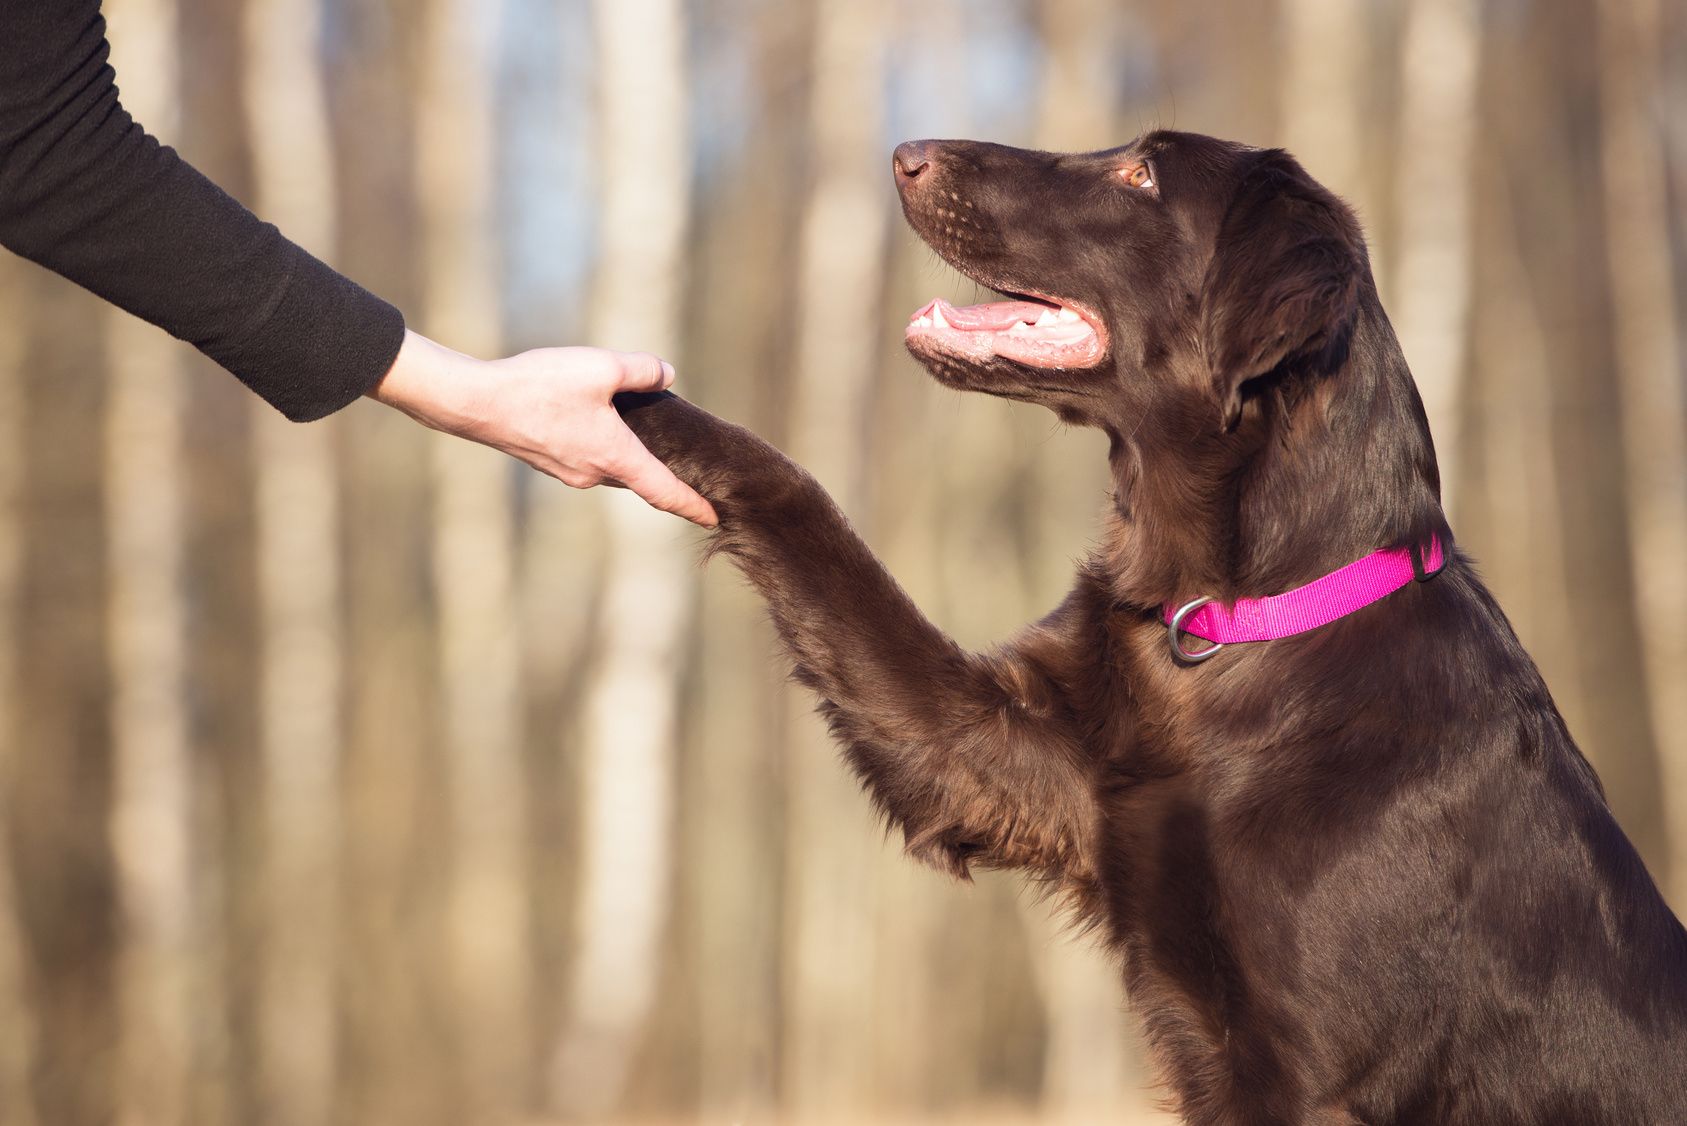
[1,0,1685,1123]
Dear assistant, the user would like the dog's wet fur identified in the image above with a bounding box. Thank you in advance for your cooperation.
[615,130,1687,1125]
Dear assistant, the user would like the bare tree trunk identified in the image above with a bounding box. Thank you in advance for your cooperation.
[1145,0,1279,143]
[243,0,345,1120]
[101,5,197,1123]
[882,6,1022,1108]
[1278,0,1375,218]
[0,253,40,1126]
[1467,156,1587,751]
[676,5,813,1116]
[105,319,195,1126]
[416,0,529,1116]
[1019,4,1139,1116]
[1596,0,1687,907]
[507,29,609,1126]
[1392,0,1480,512]
[549,0,693,1114]
[1494,0,1669,873]
[778,0,894,1114]
[12,231,119,1126]
[1037,0,1124,145]
[858,6,1061,1108]
[320,5,448,1121]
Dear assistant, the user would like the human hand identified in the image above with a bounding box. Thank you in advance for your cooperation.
[370,330,718,527]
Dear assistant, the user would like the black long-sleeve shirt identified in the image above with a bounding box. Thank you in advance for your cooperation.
[0,2,404,422]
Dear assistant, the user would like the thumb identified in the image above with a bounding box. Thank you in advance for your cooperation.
[612,351,677,394]
[604,428,719,527]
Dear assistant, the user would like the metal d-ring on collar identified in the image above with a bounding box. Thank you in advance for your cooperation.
[1168,596,1225,663]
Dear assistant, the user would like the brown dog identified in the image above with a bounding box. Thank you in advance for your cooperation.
[615,131,1687,1125]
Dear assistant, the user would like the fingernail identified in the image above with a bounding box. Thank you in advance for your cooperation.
[661,361,676,383]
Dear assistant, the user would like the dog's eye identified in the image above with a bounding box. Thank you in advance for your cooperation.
[1120,162,1155,190]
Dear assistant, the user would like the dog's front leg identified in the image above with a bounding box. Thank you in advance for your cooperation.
[615,391,1098,892]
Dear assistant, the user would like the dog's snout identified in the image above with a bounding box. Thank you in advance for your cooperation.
[893,140,934,182]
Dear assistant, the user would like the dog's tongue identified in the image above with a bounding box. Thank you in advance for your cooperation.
[907,293,1105,368]
[918,296,1054,331]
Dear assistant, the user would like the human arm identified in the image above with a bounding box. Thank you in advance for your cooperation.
[373,332,716,525]
[0,1,402,421]
[1,3,714,524]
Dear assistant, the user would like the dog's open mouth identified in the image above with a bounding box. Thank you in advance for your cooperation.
[905,293,1107,369]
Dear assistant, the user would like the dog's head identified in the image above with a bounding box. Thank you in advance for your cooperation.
[894,131,1365,434]
[896,130,1443,603]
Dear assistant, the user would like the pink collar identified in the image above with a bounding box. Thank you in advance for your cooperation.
[1163,536,1447,663]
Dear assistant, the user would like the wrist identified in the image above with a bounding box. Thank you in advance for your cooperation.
[368,330,483,436]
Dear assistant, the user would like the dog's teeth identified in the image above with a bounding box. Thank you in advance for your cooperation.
[1056,307,1081,323]
[1035,309,1059,327]
[930,304,950,329]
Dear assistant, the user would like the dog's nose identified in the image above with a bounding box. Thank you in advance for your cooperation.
[893,140,934,181]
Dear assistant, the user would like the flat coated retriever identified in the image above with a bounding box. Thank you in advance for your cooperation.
[615,130,1687,1125]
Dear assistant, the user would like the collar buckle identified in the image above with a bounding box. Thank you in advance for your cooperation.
[1411,536,1449,583]
[1168,596,1225,664]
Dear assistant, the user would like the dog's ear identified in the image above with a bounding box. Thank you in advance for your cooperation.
[1199,152,1364,430]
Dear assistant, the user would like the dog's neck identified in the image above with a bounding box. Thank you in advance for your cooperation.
[1102,293,1448,611]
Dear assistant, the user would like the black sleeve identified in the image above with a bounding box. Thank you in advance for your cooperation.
[0,2,405,422]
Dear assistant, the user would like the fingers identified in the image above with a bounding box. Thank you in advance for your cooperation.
[494,346,711,523]
[611,351,676,394]
[601,423,719,527]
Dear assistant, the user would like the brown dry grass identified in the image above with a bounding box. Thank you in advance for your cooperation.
[541,1107,1183,1126]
